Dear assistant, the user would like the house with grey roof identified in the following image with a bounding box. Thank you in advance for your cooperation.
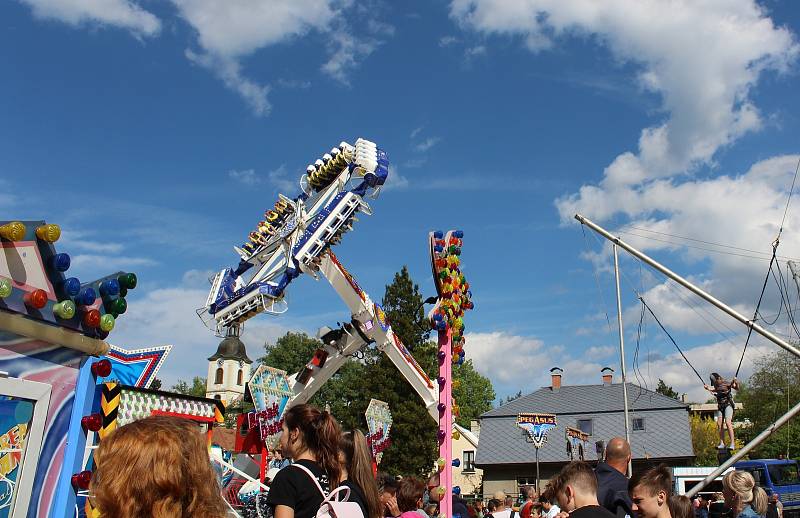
[476,367,694,500]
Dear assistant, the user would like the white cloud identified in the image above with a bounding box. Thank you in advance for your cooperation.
[466,331,776,404]
[382,164,410,191]
[70,254,157,271]
[228,168,259,186]
[439,35,459,47]
[322,31,380,85]
[414,137,441,153]
[111,270,292,384]
[410,126,424,139]
[18,0,160,36]
[171,0,389,113]
[465,45,486,58]
[267,165,297,193]
[451,0,797,176]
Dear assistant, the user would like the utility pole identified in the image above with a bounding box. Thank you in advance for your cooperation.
[614,244,632,477]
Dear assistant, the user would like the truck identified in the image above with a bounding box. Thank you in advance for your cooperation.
[734,459,800,517]
[673,466,733,498]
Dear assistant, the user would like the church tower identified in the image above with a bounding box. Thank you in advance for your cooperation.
[205,326,253,405]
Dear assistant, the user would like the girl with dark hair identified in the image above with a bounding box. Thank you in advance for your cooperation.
[267,404,343,518]
[341,429,383,518]
[704,373,740,449]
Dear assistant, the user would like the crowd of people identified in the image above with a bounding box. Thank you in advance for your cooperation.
[88,404,779,518]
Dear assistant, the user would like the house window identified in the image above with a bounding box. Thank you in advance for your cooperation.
[237,369,243,385]
[215,367,224,384]
[632,417,645,431]
[463,450,475,472]
[577,419,593,436]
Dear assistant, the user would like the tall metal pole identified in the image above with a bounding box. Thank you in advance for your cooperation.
[535,447,540,494]
[614,244,633,477]
[686,398,800,498]
[576,214,800,359]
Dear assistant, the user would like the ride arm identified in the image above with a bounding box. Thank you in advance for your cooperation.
[285,320,370,407]
[319,252,440,422]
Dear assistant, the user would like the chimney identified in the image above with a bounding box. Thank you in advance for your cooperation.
[470,420,481,439]
[601,367,614,385]
[550,367,563,390]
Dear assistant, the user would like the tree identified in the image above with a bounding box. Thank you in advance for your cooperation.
[150,377,162,390]
[656,379,680,400]
[690,414,721,466]
[502,391,523,405]
[260,332,320,373]
[256,267,495,477]
[452,359,495,428]
[738,351,800,458]
[171,376,207,397]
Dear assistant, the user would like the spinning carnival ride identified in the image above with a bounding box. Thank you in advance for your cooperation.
[198,138,388,334]
[199,138,443,423]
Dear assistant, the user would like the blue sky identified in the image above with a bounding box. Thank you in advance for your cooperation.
[3,0,800,403]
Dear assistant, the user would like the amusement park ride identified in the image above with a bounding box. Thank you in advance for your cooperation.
[198,137,474,516]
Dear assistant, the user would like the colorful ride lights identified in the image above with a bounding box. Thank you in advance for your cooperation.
[71,470,92,491]
[118,272,137,292]
[48,253,71,272]
[59,277,81,297]
[75,287,96,306]
[437,429,447,441]
[91,359,112,378]
[81,413,103,432]
[105,297,127,316]
[53,300,76,319]
[0,221,25,241]
[83,309,101,329]
[0,277,11,299]
[438,403,447,413]
[100,314,115,332]
[451,459,460,467]
[100,278,120,297]
[35,223,61,242]
[24,289,48,310]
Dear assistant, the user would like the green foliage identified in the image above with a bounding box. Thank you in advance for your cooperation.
[171,376,207,397]
[256,266,495,477]
[690,414,721,466]
[656,379,680,400]
[738,351,800,458]
[260,332,321,373]
[502,391,523,405]
[149,377,162,390]
[453,359,495,427]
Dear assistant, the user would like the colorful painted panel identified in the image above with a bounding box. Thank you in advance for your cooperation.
[0,396,33,517]
[246,365,292,449]
[364,399,392,464]
[98,344,172,388]
[517,413,558,448]
[0,331,83,518]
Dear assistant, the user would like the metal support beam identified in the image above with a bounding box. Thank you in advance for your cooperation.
[686,399,800,498]
[614,245,632,477]
[575,214,800,359]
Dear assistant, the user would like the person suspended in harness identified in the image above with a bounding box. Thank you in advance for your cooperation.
[703,373,739,450]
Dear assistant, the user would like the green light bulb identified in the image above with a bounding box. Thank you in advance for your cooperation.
[53,300,76,319]
[118,273,137,290]
[0,277,11,298]
[100,314,115,332]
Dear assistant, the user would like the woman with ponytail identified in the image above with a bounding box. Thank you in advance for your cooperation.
[723,471,768,518]
[340,429,382,518]
[267,404,343,518]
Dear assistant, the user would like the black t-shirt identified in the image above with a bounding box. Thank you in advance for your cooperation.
[267,460,331,518]
[343,479,369,518]
[570,505,617,518]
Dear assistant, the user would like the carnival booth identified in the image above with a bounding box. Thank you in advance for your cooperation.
[0,220,220,518]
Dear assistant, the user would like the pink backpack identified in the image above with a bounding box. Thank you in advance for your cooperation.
[291,463,365,518]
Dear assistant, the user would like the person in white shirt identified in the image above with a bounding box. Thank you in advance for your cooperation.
[541,497,561,518]
[492,491,513,518]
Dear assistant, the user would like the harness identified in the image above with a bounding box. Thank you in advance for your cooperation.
[714,383,735,413]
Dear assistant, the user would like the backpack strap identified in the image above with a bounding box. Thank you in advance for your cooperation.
[290,463,329,499]
[290,463,352,503]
